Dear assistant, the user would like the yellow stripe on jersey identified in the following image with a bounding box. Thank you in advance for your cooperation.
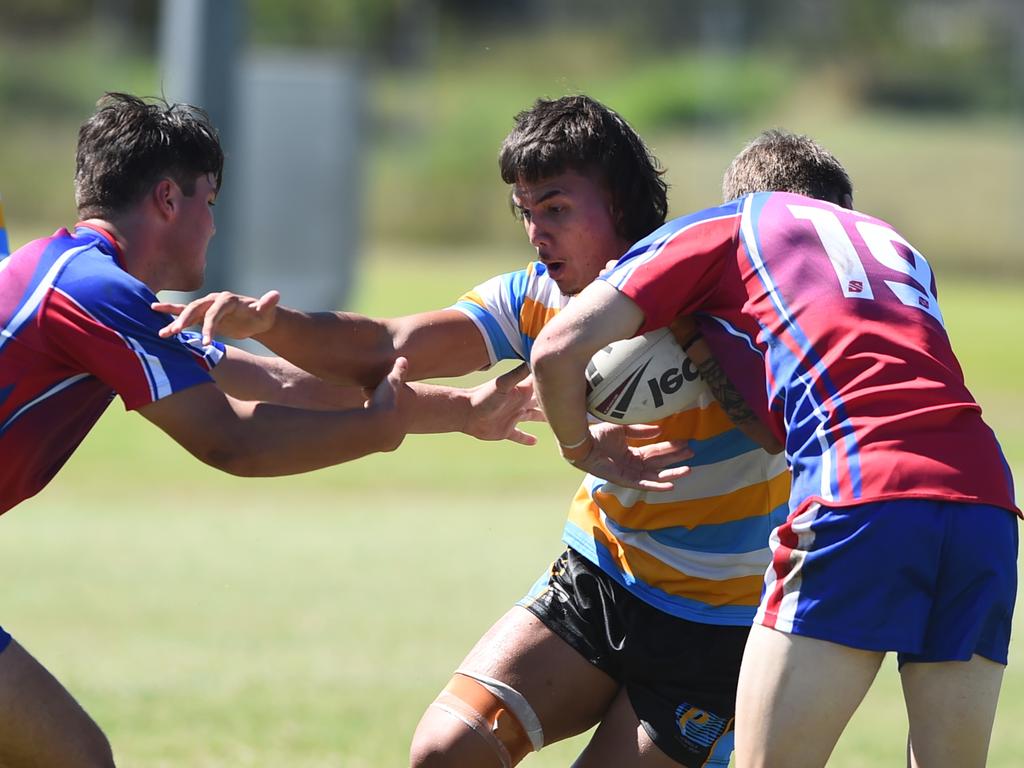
[633,403,740,444]
[579,502,764,607]
[591,471,791,530]
[460,290,487,308]
[519,295,560,341]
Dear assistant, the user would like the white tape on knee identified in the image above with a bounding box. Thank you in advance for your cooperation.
[455,669,545,752]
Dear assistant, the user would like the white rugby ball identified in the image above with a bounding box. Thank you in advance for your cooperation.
[585,328,710,425]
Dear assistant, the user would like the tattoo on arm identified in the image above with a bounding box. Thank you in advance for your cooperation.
[695,357,759,428]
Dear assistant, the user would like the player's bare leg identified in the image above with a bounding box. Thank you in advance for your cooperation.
[409,606,619,767]
[571,688,680,768]
[901,654,1003,768]
[734,624,884,768]
[0,640,115,767]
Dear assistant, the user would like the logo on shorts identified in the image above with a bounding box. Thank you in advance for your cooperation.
[674,702,730,752]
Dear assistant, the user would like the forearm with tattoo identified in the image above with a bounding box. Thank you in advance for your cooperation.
[695,356,757,429]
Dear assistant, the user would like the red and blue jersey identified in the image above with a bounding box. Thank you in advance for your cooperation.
[0,224,224,514]
[604,191,1018,519]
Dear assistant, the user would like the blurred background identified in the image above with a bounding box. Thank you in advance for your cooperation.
[1,1,1022,766]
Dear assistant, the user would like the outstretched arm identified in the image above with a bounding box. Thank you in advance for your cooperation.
[212,345,369,409]
[138,357,411,476]
[400,364,544,446]
[154,291,491,386]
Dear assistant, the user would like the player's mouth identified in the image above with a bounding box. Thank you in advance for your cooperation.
[544,260,566,278]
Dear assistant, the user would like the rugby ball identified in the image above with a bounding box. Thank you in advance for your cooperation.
[585,328,710,425]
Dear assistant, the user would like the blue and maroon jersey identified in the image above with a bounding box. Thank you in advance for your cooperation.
[604,192,1018,518]
[0,224,224,514]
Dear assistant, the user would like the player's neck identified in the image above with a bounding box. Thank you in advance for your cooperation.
[81,214,164,293]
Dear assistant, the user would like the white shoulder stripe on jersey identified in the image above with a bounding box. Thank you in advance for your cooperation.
[125,335,172,400]
[52,286,168,402]
[0,243,92,353]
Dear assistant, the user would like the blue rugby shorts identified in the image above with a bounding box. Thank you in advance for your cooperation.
[755,499,1018,665]
[0,625,11,654]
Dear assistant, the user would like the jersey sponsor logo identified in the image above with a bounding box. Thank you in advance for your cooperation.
[674,702,730,752]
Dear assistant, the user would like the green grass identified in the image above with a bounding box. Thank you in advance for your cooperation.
[1,247,1022,766]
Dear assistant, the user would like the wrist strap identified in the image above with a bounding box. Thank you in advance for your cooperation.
[560,432,594,467]
[558,434,590,451]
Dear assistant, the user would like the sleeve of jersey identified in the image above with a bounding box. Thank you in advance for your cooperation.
[601,204,742,333]
[447,269,531,365]
[43,284,227,411]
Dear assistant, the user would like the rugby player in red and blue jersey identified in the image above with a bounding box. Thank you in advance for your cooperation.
[533,129,1019,768]
[0,93,539,766]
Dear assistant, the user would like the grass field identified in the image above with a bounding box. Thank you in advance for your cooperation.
[2,248,1022,767]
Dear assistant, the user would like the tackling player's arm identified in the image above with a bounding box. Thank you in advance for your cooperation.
[154,290,491,386]
[531,281,690,491]
[669,316,784,454]
[212,347,542,445]
[212,345,368,409]
[137,357,410,476]
[139,355,541,475]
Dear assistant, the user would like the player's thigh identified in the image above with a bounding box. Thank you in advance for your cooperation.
[735,624,884,768]
[0,639,115,768]
[410,606,619,766]
[572,688,687,768]
[901,654,1004,768]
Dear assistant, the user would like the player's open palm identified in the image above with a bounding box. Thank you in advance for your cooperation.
[465,363,545,446]
[153,290,280,344]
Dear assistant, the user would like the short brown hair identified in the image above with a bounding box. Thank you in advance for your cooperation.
[75,92,224,218]
[722,129,852,206]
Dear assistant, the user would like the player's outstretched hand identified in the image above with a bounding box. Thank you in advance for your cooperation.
[464,363,545,446]
[152,290,281,345]
[562,422,692,491]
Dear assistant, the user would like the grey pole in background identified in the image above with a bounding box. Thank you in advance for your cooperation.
[229,52,364,312]
[158,0,364,318]
[159,0,243,295]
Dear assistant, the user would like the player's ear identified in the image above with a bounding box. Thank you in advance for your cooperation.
[152,178,178,220]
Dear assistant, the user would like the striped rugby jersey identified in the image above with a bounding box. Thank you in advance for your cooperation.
[606,191,1018,520]
[453,262,789,625]
[0,224,224,515]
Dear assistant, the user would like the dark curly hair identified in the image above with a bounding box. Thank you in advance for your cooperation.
[75,92,224,218]
[499,95,668,242]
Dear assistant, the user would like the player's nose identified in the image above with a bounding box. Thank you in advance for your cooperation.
[527,219,550,249]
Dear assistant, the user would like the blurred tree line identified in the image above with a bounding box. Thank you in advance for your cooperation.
[1,0,1021,113]
[1,0,1021,273]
